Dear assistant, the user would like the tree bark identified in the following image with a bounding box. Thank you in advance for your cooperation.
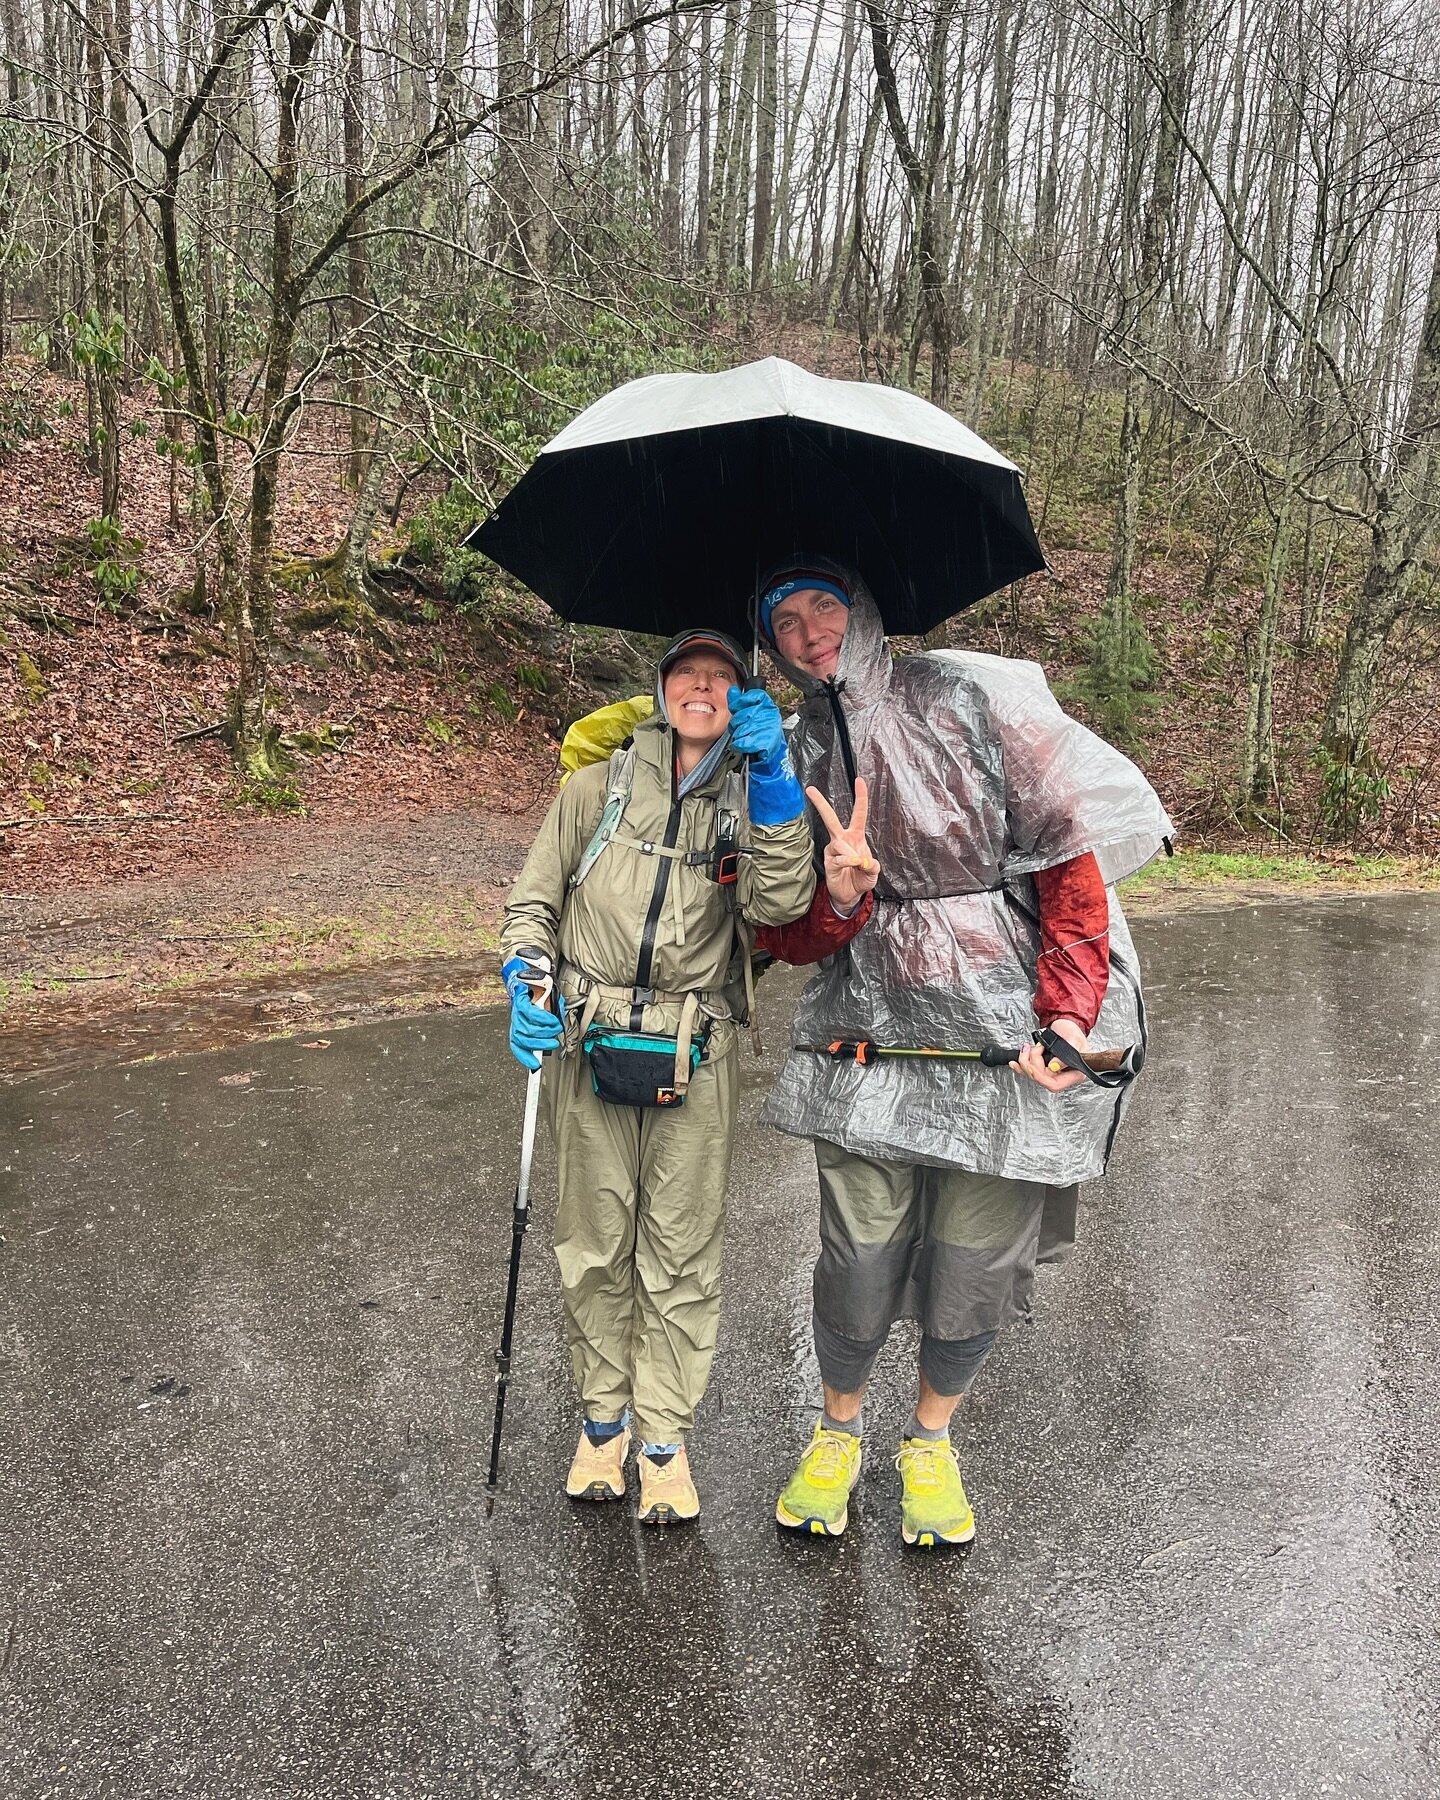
[661,9,685,254]
[1104,0,1190,725]
[749,0,776,289]
[1324,227,1440,767]
[342,0,368,484]
[523,0,564,277]
[866,0,954,403]
[83,0,122,516]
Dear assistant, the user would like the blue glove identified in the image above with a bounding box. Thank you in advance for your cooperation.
[502,950,564,1070]
[509,988,565,1071]
[727,686,806,827]
[727,687,786,770]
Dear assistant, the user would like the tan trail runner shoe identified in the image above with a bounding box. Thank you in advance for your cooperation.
[565,1423,632,1501]
[636,1446,700,1525]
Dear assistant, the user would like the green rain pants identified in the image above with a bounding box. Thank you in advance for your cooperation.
[545,1022,738,1445]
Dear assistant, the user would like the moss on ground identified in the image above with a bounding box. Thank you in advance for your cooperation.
[0,895,502,1021]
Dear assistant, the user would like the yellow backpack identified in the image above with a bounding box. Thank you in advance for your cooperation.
[558,694,654,784]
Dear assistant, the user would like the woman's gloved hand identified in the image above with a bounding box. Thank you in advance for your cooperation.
[509,991,565,1070]
[727,686,806,827]
[726,686,786,769]
[502,950,565,1071]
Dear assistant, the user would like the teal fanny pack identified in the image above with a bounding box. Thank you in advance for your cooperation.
[583,1026,703,1109]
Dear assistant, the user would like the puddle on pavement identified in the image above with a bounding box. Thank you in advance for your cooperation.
[0,953,502,1081]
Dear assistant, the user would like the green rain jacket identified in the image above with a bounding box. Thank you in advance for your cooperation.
[502,713,816,1042]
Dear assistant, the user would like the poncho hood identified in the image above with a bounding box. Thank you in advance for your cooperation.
[761,557,893,711]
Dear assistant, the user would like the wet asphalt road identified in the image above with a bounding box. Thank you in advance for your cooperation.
[1,896,1437,1800]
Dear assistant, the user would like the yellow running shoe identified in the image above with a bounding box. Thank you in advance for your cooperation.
[637,1446,700,1525]
[775,1422,864,1537]
[565,1423,631,1501]
[895,1436,975,1549]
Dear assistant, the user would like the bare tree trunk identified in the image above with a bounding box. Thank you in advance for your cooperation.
[722,0,760,281]
[820,0,860,322]
[83,0,122,516]
[965,0,1021,417]
[1104,0,1190,724]
[661,9,684,253]
[334,424,392,600]
[773,0,823,275]
[694,8,711,265]
[492,0,528,267]
[866,0,954,402]
[243,0,336,774]
[523,0,564,277]
[704,1,737,277]
[630,1,658,223]
[342,0,368,484]
[1324,228,1440,768]
[0,0,28,356]
[750,0,776,289]
[1239,481,1296,802]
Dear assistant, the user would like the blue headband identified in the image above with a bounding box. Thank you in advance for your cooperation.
[759,577,852,643]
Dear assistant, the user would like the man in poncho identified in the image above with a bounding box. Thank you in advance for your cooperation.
[753,560,1173,1549]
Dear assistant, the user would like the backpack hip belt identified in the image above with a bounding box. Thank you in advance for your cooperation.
[563,969,708,1101]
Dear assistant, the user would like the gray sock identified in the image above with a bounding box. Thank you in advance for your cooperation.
[904,1412,949,1443]
[821,1408,863,1439]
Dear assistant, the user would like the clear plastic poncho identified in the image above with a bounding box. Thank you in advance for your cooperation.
[761,572,1175,1186]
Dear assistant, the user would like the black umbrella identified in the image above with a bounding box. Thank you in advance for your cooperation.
[468,357,1046,644]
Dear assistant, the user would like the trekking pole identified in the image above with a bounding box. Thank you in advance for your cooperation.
[798,1028,1143,1088]
[486,976,552,1490]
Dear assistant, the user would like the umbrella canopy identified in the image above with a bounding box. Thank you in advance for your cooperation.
[468,357,1046,644]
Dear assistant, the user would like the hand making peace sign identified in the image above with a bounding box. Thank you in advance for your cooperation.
[807,777,880,913]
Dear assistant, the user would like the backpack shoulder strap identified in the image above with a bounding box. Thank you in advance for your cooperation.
[568,744,637,890]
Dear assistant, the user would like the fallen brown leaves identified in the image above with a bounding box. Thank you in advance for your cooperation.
[0,361,567,897]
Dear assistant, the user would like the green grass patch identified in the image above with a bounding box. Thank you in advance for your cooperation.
[184,901,502,976]
[1119,848,1438,901]
[0,898,504,1025]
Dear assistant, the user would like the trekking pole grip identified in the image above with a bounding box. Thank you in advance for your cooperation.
[981,1040,1144,1077]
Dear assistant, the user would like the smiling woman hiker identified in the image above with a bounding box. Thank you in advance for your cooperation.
[500,629,838,1525]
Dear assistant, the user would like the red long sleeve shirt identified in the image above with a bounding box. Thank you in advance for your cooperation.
[755,887,875,964]
[755,852,1110,1034]
[1032,853,1110,1032]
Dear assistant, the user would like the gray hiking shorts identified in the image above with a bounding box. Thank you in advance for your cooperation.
[811,1138,1075,1347]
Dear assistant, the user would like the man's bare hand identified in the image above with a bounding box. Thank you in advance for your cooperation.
[807,777,880,913]
[1012,1016,1090,1093]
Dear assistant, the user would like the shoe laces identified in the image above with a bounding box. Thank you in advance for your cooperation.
[644,1452,686,1490]
[803,1429,856,1488]
[894,1438,955,1492]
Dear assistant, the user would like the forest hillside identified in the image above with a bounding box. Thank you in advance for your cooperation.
[3,0,1439,911]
